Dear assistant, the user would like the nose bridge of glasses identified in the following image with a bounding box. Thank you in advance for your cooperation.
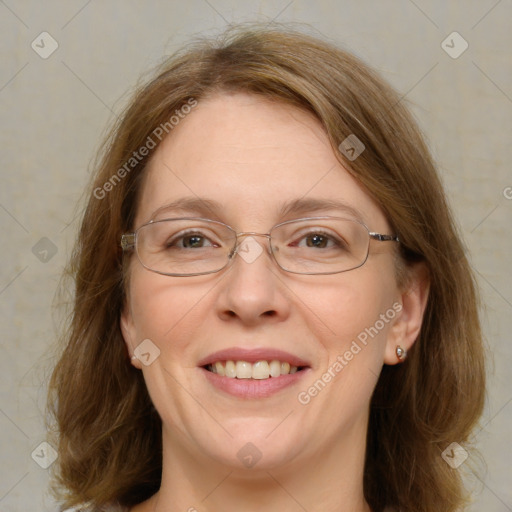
[235,231,272,240]
[231,231,272,256]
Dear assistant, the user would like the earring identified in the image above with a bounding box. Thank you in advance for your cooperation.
[396,345,407,362]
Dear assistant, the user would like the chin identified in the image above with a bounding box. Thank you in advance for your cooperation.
[191,423,303,471]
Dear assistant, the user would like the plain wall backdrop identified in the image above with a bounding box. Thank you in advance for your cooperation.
[0,1,511,510]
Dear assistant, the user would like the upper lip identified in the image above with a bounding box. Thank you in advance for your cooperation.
[197,348,310,368]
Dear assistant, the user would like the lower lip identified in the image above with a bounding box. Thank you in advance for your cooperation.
[200,367,310,398]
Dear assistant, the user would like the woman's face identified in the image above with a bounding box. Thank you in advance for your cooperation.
[121,92,411,472]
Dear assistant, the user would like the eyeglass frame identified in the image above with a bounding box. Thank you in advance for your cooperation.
[120,216,400,277]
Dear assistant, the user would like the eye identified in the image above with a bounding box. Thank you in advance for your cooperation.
[166,230,218,249]
[303,233,331,249]
[292,230,345,250]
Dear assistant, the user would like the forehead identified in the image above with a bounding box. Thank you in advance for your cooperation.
[135,93,387,230]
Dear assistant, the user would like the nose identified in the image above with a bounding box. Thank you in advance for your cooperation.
[215,234,291,326]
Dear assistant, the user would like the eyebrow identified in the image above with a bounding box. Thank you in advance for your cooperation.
[149,197,224,222]
[148,197,365,223]
[278,198,365,223]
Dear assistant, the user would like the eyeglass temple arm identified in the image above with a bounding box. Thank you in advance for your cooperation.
[369,232,400,242]
[121,233,136,250]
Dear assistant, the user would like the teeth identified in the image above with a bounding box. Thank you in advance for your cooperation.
[207,359,301,379]
[252,361,270,379]
[235,361,252,379]
[225,360,236,378]
[214,361,225,376]
[269,360,281,378]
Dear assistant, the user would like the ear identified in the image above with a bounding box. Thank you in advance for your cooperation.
[120,302,142,370]
[384,262,430,365]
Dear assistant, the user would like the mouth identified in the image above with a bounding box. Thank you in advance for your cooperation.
[203,359,307,379]
[198,348,311,398]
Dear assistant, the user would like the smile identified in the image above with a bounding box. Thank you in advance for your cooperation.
[205,360,305,379]
[198,348,311,398]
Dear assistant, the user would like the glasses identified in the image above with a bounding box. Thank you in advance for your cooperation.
[120,216,399,277]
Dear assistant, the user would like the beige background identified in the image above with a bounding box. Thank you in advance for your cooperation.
[1,1,511,511]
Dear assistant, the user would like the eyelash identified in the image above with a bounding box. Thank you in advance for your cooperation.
[166,230,220,248]
[289,230,346,249]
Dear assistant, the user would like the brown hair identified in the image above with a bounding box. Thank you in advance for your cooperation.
[47,23,485,512]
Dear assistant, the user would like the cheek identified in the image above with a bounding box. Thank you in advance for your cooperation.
[128,270,210,358]
[307,271,397,372]
[293,273,397,432]
[309,273,392,334]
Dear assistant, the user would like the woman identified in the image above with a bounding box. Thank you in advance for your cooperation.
[48,24,485,512]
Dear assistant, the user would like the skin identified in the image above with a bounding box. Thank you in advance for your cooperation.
[121,92,429,512]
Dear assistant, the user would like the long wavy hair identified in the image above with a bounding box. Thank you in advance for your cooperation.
[47,23,485,512]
